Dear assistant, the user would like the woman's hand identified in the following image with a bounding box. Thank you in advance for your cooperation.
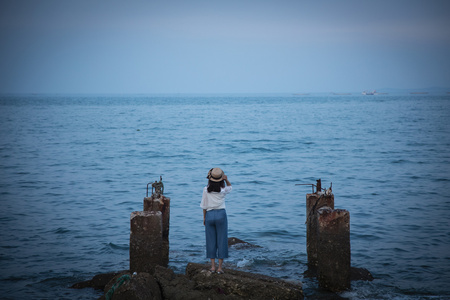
[223,174,231,186]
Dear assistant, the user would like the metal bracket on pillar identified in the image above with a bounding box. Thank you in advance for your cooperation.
[296,179,332,194]
[296,183,316,193]
[295,178,322,194]
[146,176,164,197]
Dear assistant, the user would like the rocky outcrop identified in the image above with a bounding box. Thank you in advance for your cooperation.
[350,267,374,281]
[303,266,374,282]
[73,263,304,300]
[100,272,162,300]
[227,237,260,249]
[185,263,303,300]
[154,265,220,300]
[70,270,128,290]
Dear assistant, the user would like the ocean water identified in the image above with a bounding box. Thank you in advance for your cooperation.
[0,94,449,299]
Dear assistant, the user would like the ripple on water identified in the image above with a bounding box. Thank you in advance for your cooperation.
[1,95,450,298]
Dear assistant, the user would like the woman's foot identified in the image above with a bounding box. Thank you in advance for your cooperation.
[209,259,216,273]
[217,259,224,274]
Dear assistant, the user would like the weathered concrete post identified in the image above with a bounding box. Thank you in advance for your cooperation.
[129,177,170,273]
[129,211,164,274]
[306,192,334,267]
[303,179,352,291]
[317,207,351,292]
[144,194,170,241]
[144,194,170,267]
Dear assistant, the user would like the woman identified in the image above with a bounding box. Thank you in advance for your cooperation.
[200,167,232,274]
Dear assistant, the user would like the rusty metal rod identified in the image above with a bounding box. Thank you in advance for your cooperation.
[295,183,316,193]
[146,182,152,197]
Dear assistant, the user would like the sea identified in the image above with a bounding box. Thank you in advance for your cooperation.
[0,94,449,299]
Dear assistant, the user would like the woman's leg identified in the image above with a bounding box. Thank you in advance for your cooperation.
[216,210,229,264]
[218,258,224,273]
[210,258,216,272]
[205,211,217,259]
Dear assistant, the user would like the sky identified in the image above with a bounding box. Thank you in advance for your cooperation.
[0,0,449,94]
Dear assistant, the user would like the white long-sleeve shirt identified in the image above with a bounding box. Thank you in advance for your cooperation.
[200,186,232,211]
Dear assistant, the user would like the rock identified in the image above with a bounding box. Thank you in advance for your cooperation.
[185,262,304,300]
[228,237,260,249]
[101,272,162,300]
[302,265,317,278]
[103,272,131,295]
[350,267,374,281]
[154,265,216,300]
[70,270,128,290]
[304,266,374,282]
[74,263,304,300]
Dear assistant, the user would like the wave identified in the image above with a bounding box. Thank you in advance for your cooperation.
[54,227,71,234]
[2,95,450,299]
[101,242,129,253]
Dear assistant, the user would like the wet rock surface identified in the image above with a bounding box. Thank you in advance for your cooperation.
[303,266,374,282]
[100,272,162,300]
[70,270,128,290]
[186,262,303,300]
[227,237,260,249]
[72,263,304,300]
[350,267,374,281]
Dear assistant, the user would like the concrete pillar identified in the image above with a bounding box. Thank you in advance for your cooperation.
[143,194,170,242]
[306,192,334,267]
[317,207,351,292]
[130,211,165,274]
[143,194,170,267]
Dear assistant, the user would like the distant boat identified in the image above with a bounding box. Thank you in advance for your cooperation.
[362,90,376,95]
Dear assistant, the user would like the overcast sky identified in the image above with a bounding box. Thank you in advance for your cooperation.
[0,0,449,94]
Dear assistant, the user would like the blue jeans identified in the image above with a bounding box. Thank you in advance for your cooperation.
[205,209,228,259]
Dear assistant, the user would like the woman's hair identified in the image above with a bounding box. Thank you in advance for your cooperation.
[207,180,225,193]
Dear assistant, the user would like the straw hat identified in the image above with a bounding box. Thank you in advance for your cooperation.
[207,168,224,182]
